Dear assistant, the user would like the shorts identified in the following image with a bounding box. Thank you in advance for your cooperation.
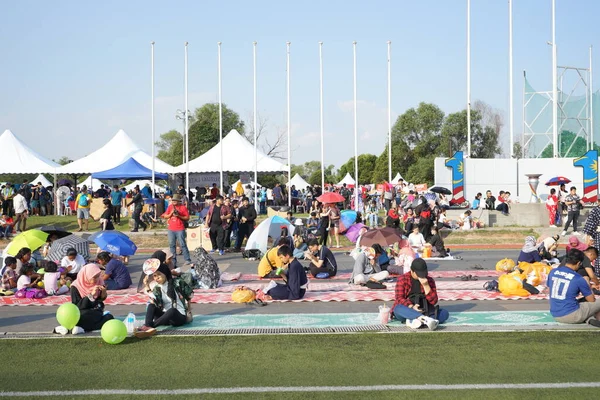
[31,200,39,208]
[77,208,90,219]
[554,301,600,324]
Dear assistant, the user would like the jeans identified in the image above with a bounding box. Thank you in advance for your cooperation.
[260,201,266,215]
[564,210,580,232]
[392,304,449,323]
[105,279,128,290]
[145,304,187,328]
[368,213,377,227]
[168,229,191,265]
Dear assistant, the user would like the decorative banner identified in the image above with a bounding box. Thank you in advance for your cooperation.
[445,151,466,205]
[414,183,428,193]
[573,150,598,204]
[188,173,224,189]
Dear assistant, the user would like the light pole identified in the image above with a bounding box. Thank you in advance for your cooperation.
[175,109,191,166]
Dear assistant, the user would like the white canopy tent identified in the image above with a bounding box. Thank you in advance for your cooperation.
[57,129,174,174]
[174,129,287,173]
[336,173,356,187]
[124,179,166,193]
[288,173,310,190]
[0,130,59,173]
[32,174,53,187]
[390,172,404,184]
[78,176,106,191]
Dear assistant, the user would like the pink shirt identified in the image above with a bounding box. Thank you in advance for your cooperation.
[44,272,61,293]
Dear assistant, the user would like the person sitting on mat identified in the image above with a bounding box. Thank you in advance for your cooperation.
[547,249,600,327]
[60,247,86,280]
[262,245,308,300]
[136,263,193,338]
[56,263,114,335]
[517,236,543,263]
[407,226,426,253]
[350,244,389,285]
[258,239,287,278]
[304,238,338,278]
[391,258,448,330]
[427,227,449,258]
[97,251,132,290]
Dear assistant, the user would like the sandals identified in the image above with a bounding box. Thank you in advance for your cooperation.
[459,274,478,281]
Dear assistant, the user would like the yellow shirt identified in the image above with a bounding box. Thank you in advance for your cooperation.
[258,247,283,277]
[75,193,92,209]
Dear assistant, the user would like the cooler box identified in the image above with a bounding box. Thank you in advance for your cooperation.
[187,226,212,252]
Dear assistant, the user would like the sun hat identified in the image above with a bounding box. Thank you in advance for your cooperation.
[294,218,304,226]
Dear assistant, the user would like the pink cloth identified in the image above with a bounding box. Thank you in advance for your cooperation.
[566,237,588,252]
[71,264,104,297]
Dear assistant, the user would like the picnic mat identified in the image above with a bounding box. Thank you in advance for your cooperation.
[226,270,498,282]
[0,289,548,306]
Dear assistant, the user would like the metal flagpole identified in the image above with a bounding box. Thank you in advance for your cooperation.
[253,42,258,208]
[551,0,558,157]
[590,46,596,150]
[387,40,392,182]
[286,42,291,208]
[218,42,223,195]
[151,41,155,196]
[509,0,514,158]
[353,41,359,211]
[319,42,325,190]
[185,42,190,199]
[467,0,471,157]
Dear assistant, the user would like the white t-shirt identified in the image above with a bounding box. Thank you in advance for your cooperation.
[17,274,31,290]
[408,233,426,249]
[60,254,86,274]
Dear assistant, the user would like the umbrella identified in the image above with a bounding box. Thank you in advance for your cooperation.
[47,235,90,262]
[360,227,404,247]
[87,230,129,243]
[345,223,366,243]
[57,179,72,187]
[424,193,437,202]
[4,230,49,256]
[339,210,357,234]
[244,216,295,255]
[429,186,452,195]
[317,192,345,204]
[92,231,137,256]
[545,176,571,186]
[38,225,72,239]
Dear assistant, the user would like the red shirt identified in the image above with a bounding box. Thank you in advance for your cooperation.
[164,204,189,231]
[210,187,219,199]
[392,272,438,310]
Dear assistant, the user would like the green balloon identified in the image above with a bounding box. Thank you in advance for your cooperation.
[56,303,80,330]
[101,319,127,345]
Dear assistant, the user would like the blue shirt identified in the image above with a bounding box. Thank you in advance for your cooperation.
[110,190,123,206]
[105,259,132,289]
[471,199,480,209]
[547,265,592,318]
[517,251,541,263]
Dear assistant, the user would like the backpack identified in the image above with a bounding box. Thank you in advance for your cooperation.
[78,194,89,207]
[420,209,431,220]
[190,248,221,289]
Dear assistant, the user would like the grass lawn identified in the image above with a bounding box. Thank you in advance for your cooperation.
[0,331,598,398]
[26,215,134,233]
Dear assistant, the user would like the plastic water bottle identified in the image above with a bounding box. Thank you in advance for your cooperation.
[125,312,136,334]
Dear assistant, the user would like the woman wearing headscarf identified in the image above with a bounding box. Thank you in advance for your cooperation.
[61,263,114,334]
[517,236,542,263]
[136,263,193,338]
[566,236,588,253]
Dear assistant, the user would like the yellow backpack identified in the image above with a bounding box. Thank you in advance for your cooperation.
[231,286,257,303]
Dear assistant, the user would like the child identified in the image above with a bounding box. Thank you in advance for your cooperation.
[60,248,86,279]
[17,264,42,290]
[1,256,18,292]
[93,199,114,231]
[0,214,14,239]
[43,261,69,295]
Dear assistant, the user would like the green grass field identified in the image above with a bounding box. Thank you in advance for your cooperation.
[1,331,598,399]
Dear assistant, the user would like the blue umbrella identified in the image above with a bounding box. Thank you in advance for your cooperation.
[88,230,129,243]
[92,231,137,256]
[339,210,357,233]
[424,193,437,201]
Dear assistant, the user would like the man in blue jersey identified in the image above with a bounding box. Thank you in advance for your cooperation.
[547,249,600,327]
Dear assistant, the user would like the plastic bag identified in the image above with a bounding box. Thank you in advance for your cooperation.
[495,258,516,274]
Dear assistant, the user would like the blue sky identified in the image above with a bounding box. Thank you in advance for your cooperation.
[0,0,597,169]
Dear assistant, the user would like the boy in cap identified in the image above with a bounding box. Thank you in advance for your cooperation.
[391,258,449,330]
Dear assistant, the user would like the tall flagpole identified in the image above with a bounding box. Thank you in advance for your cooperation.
[387,40,392,182]
[509,0,514,158]
[591,45,594,149]
[253,42,258,208]
[551,0,558,157]
[151,41,155,195]
[467,0,471,157]
[353,41,359,211]
[319,42,325,190]
[286,42,292,208]
[218,42,223,195]
[184,42,190,198]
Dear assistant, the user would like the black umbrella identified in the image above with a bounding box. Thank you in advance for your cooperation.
[38,225,72,239]
[429,186,452,195]
[57,179,73,187]
[47,235,90,262]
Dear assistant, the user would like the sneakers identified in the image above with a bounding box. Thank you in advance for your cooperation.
[587,318,600,328]
[406,319,422,329]
[573,231,580,235]
[209,250,216,254]
[53,326,68,335]
[71,326,85,335]
[421,316,439,331]
[134,325,157,339]
[561,230,567,236]
[219,250,224,256]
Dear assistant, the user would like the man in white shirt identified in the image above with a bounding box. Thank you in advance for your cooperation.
[12,190,28,232]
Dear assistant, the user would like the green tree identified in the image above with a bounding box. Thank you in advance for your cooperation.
[540,131,600,158]
[440,109,502,158]
[337,154,378,184]
[187,103,245,160]
[371,142,412,183]
[156,129,184,166]
[53,156,72,166]
[307,164,336,185]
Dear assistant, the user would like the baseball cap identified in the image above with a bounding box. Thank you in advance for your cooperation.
[410,258,428,278]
